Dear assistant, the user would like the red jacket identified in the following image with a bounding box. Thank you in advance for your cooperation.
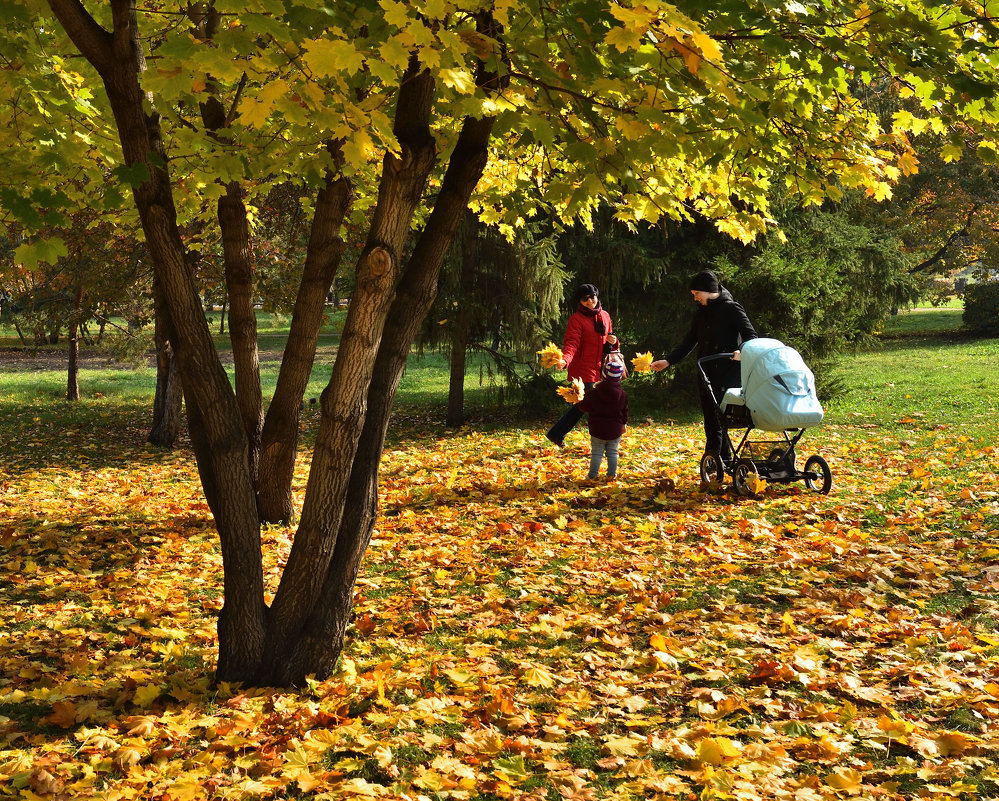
[562,307,613,383]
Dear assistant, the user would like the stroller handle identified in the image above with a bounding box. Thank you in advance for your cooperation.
[697,352,737,367]
[697,352,738,378]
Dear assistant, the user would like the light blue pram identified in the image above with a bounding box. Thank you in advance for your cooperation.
[697,338,832,495]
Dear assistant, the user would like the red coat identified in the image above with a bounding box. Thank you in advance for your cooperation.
[562,307,612,383]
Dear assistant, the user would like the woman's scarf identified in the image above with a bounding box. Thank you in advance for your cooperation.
[578,302,607,336]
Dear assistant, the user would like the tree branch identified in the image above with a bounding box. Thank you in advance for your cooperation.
[909,204,978,273]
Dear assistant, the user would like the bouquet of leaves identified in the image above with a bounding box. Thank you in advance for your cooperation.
[631,351,654,373]
[556,377,585,404]
[537,342,564,369]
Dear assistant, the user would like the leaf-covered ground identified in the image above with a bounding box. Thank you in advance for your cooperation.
[2,416,999,800]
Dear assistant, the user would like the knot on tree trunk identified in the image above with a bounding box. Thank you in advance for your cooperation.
[366,246,392,278]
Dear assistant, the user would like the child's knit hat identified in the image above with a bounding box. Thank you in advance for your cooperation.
[602,360,625,381]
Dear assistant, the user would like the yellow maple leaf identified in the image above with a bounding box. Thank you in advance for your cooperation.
[696,737,740,766]
[165,776,208,801]
[132,683,162,708]
[690,31,723,62]
[125,715,157,737]
[746,472,767,495]
[556,378,585,404]
[935,730,978,756]
[631,351,654,373]
[523,665,555,688]
[780,610,797,634]
[537,342,563,369]
[605,25,643,52]
[825,767,863,794]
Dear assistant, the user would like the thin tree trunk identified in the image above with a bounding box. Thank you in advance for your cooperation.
[148,292,184,448]
[67,286,82,401]
[218,181,264,478]
[446,214,478,427]
[256,163,351,524]
[199,86,264,479]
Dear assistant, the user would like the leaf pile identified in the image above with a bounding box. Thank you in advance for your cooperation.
[537,344,564,370]
[2,419,999,800]
[556,378,585,405]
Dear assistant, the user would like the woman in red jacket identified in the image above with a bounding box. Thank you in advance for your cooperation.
[546,283,616,448]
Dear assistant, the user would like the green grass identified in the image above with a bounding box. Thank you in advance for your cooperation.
[2,306,997,437]
[881,305,965,337]
[823,311,998,436]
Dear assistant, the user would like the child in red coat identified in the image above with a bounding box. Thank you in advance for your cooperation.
[577,355,628,480]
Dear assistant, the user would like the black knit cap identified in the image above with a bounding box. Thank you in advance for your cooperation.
[573,283,599,304]
[688,270,720,293]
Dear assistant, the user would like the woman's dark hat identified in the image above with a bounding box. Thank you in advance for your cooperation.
[573,283,599,304]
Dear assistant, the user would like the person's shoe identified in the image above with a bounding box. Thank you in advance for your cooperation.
[546,433,565,448]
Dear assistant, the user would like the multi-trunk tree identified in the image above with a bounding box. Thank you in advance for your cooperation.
[3,0,999,686]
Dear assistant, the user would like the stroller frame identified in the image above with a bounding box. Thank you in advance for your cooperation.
[697,352,832,496]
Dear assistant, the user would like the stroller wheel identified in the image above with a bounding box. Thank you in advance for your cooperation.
[699,451,724,484]
[803,454,832,494]
[733,458,761,497]
[768,447,795,469]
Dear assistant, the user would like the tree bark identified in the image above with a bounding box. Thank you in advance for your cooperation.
[199,87,264,480]
[148,293,184,448]
[67,286,82,401]
[263,111,497,686]
[217,181,264,478]
[257,166,352,524]
[446,214,479,427]
[47,0,268,684]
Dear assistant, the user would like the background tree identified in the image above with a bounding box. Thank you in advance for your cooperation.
[3,0,999,687]
[422,212,568,425]
[0,208,149,398]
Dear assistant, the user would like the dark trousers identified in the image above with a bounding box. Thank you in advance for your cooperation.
[546,381,594,443]
[701,361,740,457]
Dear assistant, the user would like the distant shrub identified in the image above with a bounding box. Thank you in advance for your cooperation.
[102,328,154,367]
[963,282,999,333]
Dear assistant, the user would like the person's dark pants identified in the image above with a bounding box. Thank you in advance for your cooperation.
[546,382,594,445]
[701,361,740,458]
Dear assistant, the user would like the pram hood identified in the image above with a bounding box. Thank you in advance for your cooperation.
[739,338,824,431]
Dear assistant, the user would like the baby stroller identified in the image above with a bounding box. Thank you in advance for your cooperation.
[697,338,832,496]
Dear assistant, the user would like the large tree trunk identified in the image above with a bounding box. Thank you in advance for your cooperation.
[48,0,268,685]
[252,63,439,684]
[49,0,503,687]
[261,111,497,686]
[446,214,479,427]
[256,166,352,524]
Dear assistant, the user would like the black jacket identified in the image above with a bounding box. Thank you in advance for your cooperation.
[665,287,758,366]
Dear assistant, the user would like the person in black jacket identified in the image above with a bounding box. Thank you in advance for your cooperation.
[651,270,758,457]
